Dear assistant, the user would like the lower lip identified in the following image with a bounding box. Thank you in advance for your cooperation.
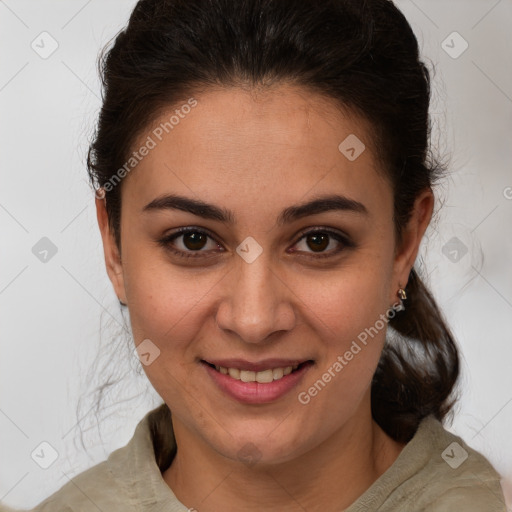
[202,362,312,404]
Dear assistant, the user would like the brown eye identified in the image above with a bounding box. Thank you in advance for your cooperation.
[305,233,330,252]
[182,231,209,251]
[292,228,354,259]
[158,227,224,259]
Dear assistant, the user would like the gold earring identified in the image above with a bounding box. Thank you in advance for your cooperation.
[397,287,407,300]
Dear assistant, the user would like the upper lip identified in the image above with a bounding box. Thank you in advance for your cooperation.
[202,358,312,372]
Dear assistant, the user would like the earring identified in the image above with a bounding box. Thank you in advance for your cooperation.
[397,287,407,300]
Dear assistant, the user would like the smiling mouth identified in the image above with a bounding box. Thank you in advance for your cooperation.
[201,360,314,383]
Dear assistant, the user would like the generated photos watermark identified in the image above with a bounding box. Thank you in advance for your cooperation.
[95,97,198,199]
[297,300,404,405]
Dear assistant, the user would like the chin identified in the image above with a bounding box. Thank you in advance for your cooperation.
[212,422,313,467]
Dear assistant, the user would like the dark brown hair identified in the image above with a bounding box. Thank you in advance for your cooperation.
[86,0,460,443]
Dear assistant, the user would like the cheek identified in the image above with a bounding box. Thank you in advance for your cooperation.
[118,233,203,344]
[312,281,388,381]
[122,258,218,403]
[291,255,393,405]
[296,257,393,345]
[124,260,217,345]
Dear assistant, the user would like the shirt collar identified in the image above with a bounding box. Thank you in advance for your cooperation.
[107,403,186,511]
[108,404,440,511]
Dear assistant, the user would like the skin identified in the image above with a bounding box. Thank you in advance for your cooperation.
[96,84,434,511]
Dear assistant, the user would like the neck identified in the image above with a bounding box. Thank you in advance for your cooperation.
[162,393,405,511]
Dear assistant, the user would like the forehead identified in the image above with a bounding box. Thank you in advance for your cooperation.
[122,84,391,221]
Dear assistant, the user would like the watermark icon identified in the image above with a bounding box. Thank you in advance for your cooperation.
[503,186,512,200]
[338,134,366,161]
[31,441,59,469]
[237,442,263,467]
[441,31,468,59]
[134,338,161,366]
[95,97,198,199]
[236,236,263,263]
[297,300,404,405]
[441,441,468,469]
[31,31,59,59]
[32,236,58,263]
[442,236,468,263]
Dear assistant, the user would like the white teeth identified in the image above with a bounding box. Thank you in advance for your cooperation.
[256,369,274,383]
[228,367,240,379]
[215,364,304,382]
[272,367,284,380]
[240,370,256,382]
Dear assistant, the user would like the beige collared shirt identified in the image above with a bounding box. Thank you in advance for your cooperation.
[4,404,507,511]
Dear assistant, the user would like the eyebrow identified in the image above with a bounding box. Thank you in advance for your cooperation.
[142,193,368,225]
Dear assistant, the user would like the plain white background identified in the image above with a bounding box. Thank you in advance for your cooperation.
[1,0,511,508]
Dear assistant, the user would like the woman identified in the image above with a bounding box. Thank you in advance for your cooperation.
[5,0,508,510]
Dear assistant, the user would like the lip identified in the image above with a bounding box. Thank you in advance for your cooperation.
[203,358,310,372]
[201,359,314,404]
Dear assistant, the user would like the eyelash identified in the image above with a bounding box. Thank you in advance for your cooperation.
[158,226,355,260]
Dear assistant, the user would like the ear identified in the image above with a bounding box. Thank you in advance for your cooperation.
[95,193,127,304]
[390,187,434,302]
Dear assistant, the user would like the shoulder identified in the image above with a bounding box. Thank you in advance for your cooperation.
[395,415,507,511]
[348,415,507,512]
[30,459,122,512]
[16,408,162,512]
[0,458,123,512]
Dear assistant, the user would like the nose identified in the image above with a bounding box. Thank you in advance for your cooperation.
[215,252,297,344]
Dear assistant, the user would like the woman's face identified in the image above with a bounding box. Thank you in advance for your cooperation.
[97,84,431,464]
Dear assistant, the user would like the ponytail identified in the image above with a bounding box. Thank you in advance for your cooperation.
[371,267,460,442]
